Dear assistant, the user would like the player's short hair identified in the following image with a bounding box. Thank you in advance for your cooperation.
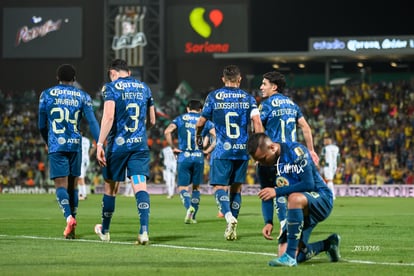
[223,65,241,82]
[247,132,269,156]
[187,99,203,111]
[57,64,76,82]
[263,71,286,92]
[108,59,129,72]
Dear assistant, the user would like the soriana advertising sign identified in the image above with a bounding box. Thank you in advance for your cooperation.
[167,3,248,58]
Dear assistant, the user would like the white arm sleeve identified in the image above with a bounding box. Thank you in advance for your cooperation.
[250,108,260,118]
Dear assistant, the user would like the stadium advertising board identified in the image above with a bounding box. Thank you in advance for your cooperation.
[3,185,414,197]
[2,7,82,58]
[309,35,414,54]
[166,3,248,58]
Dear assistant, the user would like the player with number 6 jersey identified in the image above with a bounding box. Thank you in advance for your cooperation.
[196,65,263,241]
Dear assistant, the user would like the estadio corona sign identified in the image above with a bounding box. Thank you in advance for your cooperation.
[167,3,248,58]
[309,35,414,54]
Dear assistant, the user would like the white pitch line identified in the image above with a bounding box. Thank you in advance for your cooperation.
[1,234,413,267]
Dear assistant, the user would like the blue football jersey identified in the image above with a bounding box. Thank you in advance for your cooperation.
[172,112,214,163]
[274,142,331,197]
[38,84,99,153]
[202,87,258,160]
[260,93,304,143]
[101,76,154,152]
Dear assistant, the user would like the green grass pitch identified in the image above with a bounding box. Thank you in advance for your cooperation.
[0,193,413,275]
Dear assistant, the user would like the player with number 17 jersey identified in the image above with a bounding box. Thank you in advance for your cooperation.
[260,93,304,143]
[201,87,258,160]
[101,77,154,152]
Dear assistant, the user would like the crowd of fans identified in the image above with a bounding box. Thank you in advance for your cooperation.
[1,78,413,192]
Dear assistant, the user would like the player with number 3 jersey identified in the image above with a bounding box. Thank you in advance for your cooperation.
[95,59,155,245]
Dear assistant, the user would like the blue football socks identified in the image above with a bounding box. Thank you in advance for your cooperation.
[101,194,115,234]
[136,191,150,235]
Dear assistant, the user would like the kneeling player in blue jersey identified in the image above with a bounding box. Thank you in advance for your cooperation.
[247,133,340,267]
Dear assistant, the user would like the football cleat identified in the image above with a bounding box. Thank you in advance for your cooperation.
[184,206,195,224]
[268,253,297,267]
[326,233,341,262]
[65,229,76,239]
[224,216,238,240]
[63,216,77,239]
[94,224,110,242]
[136,231,149,245]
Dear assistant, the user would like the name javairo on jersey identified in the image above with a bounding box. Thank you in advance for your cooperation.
[274,142,331,197]
[38,84,97,153]
[172,112,214,163]
[102,76,154,152]
[202,87,258,160]
[260,93,304,143]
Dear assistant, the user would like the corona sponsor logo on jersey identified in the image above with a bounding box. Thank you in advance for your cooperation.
[271,98,295,107]
[50,88,81,97]
[185,7,229,54]
[215,91,246,100]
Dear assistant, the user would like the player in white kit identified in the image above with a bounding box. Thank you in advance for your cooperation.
[78,135,94,200]
[161,145,177,199]
[321,136,340,200]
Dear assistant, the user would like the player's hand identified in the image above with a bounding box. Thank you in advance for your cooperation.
[96,146,107,167]
[258,187,276,201]
[262,223,274,240]
[310,150,319,166]
[172,147,182,153]
[196,135,203,148]
[172,147,181,159]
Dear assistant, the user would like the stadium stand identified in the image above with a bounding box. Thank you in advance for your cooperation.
[0,79,413,193]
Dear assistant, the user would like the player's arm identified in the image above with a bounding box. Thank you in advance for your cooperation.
[164,123,180,153]
[251,111,263,133]
[83,108,100,143]
[203,127,216,154]
[196,116,207,135]
[297,116,319,165]
[195,116,207,147]
[38,93,49,144]
[276,158,316,196]
[147,105,156,129]
[96,100,115,166]
[38,110,48,144]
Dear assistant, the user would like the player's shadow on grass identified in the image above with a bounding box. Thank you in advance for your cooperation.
[151,234,196,242]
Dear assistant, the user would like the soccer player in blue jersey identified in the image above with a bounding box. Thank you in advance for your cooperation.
[164,99,216,224]
[247,133,340,267]
[38,64,100,239]
[94,59,156,244]
[258,71,319,254]
[196,65,263,240]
